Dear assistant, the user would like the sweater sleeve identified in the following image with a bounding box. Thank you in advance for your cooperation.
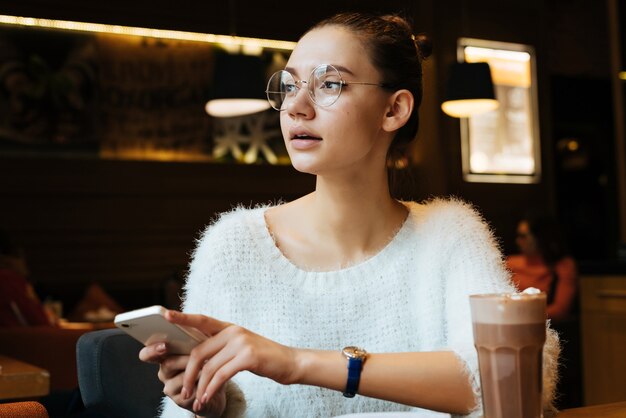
[434,199,559,417]
[159,212,248,418]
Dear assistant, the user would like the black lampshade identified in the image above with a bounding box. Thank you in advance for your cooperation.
[205,52,270,117]
[441,62,499,118]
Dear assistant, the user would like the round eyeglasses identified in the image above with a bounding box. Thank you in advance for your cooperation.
[265,64,389,111]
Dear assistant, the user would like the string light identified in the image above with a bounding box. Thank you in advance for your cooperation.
[0,14,296,51]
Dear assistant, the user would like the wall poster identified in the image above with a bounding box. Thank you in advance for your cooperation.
[458,38,541,183]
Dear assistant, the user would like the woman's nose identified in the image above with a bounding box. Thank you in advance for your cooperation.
[286,83,315,119]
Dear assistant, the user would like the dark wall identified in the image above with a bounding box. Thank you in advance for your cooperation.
[430,0,617,257]
[431,0,555,254]
[0,157,315,310]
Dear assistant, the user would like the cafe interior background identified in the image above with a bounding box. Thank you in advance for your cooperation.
[1,0,625,411]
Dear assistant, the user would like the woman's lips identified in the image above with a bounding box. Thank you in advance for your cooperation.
[290,136,322,150]
[289,129,322,150]
[289,127,321,140]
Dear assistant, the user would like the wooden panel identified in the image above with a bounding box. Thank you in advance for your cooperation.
[580,276,626,313]
[581,312,626,405]
[580,276,626,405]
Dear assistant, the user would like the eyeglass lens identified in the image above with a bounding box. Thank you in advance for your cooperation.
[266,64,343,111]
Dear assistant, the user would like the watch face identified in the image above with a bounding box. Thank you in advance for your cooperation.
[343,346,367,359]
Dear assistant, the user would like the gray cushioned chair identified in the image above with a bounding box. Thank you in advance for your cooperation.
[76,328,164,418]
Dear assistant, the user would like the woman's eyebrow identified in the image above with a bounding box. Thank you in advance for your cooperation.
[331,65,355,76]
[283,64,356,77]
[284,66,298,76]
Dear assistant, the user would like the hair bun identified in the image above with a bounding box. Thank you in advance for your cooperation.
[413,33,432,59]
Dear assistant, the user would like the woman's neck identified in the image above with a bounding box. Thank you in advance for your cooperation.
[311,173,403,239]
[265,169,408,271]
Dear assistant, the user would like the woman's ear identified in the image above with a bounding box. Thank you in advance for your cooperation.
[382,89,414,133]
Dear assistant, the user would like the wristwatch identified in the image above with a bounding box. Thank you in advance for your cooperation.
[341,346,368,398]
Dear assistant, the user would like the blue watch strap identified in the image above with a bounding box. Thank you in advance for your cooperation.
[343,356,364,398]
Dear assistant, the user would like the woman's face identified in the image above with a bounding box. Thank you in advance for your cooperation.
[516,220,538,256]
[279,25,394,177]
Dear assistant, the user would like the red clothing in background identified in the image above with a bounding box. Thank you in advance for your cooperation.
[506,254,578,322]
[0,269,51,327]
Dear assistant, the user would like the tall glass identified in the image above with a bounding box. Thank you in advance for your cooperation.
[469,292,547,418]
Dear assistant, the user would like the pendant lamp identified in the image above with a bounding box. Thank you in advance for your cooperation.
[205,52,270,118]
[441,61,499,118]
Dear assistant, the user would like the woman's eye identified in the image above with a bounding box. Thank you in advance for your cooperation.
[282,83,297,93]
[321,81,341,90]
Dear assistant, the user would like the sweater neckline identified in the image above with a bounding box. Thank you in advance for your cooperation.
[255,202,417,274]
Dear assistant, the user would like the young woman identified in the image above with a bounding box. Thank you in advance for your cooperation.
[141,12,559,418]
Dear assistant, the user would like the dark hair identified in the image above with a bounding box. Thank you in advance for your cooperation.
[307,12,432,161]
[522,213,570,267]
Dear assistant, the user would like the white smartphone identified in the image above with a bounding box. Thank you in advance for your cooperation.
[114,305,207,354]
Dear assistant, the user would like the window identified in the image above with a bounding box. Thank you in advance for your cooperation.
[459,38,541,183]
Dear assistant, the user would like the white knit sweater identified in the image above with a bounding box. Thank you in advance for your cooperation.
[160,198,559,418]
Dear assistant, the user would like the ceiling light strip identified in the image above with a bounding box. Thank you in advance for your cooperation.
[0,14,296,51]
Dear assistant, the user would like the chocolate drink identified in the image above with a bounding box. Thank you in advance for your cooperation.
[470,293,546,418]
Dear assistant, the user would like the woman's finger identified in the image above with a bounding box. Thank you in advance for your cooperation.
[139,342,169,363]
[161,367,184,398]
[165,310,231,336]
[192,383,227,416]
[158,355,189,381]
[181,326,238,398]
[200,355,248,407]
[162,371,195,410]
[194,341,237,402]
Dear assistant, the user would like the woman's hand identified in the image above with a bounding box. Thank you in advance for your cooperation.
[165,310,300,414]
[139,337,227,417]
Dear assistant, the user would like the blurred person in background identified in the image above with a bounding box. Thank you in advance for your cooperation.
[506,213,578,322]
[0,229,54,327]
